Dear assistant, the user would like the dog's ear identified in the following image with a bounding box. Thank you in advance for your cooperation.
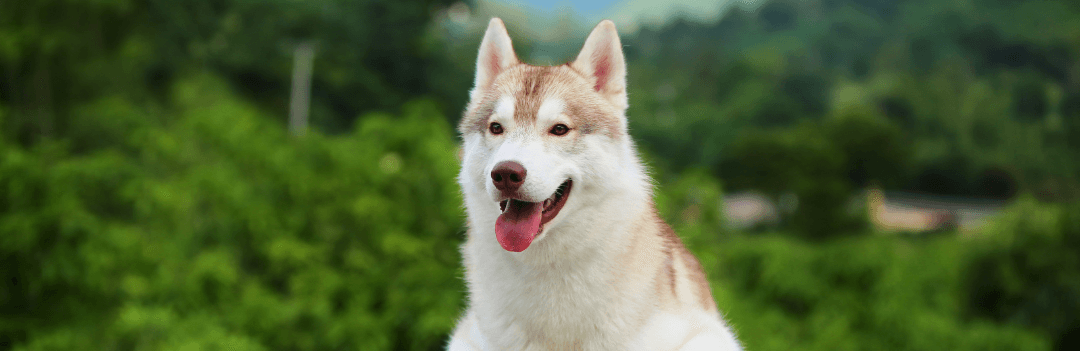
[474,18,518,93]
[572,20,627,110]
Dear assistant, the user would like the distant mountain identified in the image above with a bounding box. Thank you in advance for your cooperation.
[605,0,759,33]
[444,0,760,62]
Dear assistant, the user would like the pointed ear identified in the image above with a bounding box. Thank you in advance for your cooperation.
[474,18,518,92]
[572,20,627,110]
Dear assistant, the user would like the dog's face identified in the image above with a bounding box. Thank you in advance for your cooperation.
[458,19,633,252]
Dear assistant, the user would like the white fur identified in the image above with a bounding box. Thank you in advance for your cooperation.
[494,95,515,124]
[449,18,741,351]
[535,98,565,127]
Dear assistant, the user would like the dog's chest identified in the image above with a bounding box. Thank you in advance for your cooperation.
[473,256,653,349]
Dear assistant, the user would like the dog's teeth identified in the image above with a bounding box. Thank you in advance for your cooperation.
[544,199,553,209]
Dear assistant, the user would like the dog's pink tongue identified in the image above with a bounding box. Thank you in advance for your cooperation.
[495,200,543,252]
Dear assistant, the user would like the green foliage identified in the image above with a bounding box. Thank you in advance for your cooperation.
[0,0,468,145]
[719,112,895,238]
[823,105,912,188]
[710,234,1049,351]
[0,76,464,350]
[650,164,1068,350]
[722,125,845,201]
[626,0,1080,199]
[966,198,1080,346]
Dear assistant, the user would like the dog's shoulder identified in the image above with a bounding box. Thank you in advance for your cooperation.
[648,210,718,313]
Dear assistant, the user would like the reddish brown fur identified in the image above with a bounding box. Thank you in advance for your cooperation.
[664,241,677,297]
[656,211,718,311]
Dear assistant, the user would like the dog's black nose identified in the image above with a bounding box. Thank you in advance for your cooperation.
[491,161,526,193]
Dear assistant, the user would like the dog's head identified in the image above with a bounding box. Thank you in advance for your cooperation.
[458,19,646,253]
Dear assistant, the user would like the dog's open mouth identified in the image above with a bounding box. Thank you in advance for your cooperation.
[494,179,572,252]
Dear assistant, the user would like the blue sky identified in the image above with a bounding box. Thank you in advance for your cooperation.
[495,0,745,33]
[509,0,623,17]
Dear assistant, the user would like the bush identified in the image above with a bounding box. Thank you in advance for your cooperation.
[708,234,1049,351]
[966,197,1080,348]
[649,169,1053,351]
[720,124,861,239]
[0,75,465,350]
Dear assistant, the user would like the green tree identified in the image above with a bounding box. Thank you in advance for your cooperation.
[0,75,466,350]
[966,198,1080,349]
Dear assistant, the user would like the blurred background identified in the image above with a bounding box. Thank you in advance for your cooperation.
[2,0,1079,350]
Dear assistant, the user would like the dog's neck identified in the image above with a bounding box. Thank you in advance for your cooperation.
[461,184,666,346]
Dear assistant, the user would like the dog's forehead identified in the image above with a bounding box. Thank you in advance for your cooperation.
[462,64,623,137]
[497,65,582,125]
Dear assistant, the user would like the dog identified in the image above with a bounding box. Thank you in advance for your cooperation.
[448,18,742,350]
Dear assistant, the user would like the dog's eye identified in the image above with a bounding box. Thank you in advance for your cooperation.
[549,124,569,136]
[489,122,504,135]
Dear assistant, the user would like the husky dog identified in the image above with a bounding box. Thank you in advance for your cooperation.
[448,18,742,351]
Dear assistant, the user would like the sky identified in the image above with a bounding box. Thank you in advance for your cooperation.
[509,0,623,17]
[472,0,745,63]
[496,0,750,33]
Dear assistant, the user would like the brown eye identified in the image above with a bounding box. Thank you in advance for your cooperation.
[489,122,504,135]
[550,124,569,136]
